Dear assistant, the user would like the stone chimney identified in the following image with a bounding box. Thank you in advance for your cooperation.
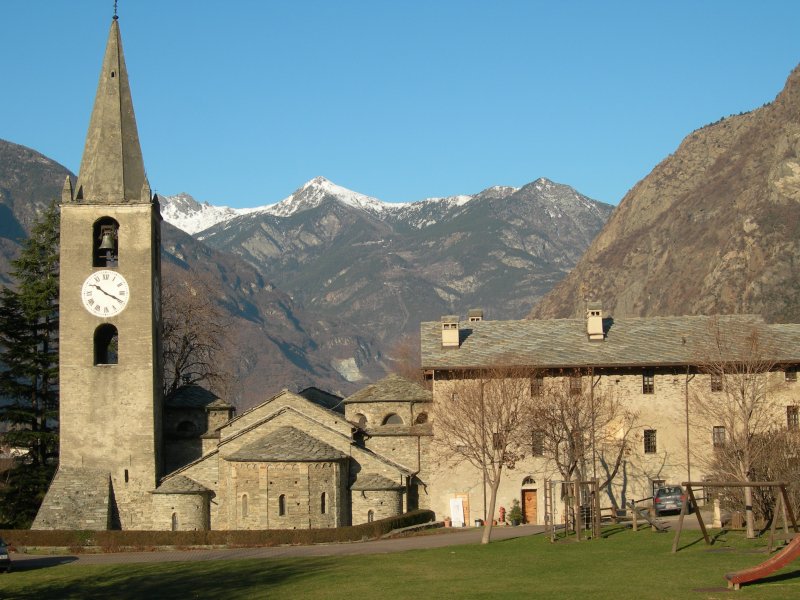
[467,309,484,322]
[586,302,604,341]
[441,315,460,347]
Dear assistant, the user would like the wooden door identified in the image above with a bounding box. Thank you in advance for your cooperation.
[523,490,538,524]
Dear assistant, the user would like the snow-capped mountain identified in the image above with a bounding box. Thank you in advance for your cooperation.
[190,175,613,346]
[265,176,402,218]
[161,176,578,235]
[159,192,268,235]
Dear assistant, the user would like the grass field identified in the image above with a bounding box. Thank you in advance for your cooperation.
[1,527,798,599]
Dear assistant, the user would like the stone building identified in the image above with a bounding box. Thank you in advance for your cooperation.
[152,380,431,531]
[420,309,800,526]
[34,14,163,530]
[33,15,433,532]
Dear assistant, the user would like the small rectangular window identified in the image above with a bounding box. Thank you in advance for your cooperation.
[530,375,543,397]
[644,429,657,454]
[531,430,544,456]
[713,426,726,448]
[788,406,799,431]
[786,368,797,382]
[642,370,654,394]
[710,373,723,392]
[569,373,582,396]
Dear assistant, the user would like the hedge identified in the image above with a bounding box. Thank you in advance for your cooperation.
[0,509,435,552]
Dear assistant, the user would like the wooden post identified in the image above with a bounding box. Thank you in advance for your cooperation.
[632,500,638,532]
[780,483,799,533]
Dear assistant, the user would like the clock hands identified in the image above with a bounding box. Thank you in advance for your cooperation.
[90,283,123,303]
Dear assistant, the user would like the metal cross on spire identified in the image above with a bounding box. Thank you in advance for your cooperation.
[113,0,118,20]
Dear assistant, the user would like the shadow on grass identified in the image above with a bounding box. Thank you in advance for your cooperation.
[673,534,708,552]
[600,525,630,539]
[752,568,800,586]
[4,557,338,600]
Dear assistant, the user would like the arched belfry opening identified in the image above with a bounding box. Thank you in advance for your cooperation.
[93,217,119,267]
[94,324,119,365]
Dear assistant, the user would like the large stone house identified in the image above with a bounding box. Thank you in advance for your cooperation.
[420,309,800,526]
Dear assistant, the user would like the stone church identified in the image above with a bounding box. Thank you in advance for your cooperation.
[33,16,431,531]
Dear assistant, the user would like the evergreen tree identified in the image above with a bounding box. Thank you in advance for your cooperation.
[0,201,59,527]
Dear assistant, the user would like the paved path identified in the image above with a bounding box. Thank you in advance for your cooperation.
[11,525,546,570]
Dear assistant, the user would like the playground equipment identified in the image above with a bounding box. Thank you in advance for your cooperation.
[544,479,601,541]
[627,499,669,533]
[725,534,800,590]
[670,481,799,591]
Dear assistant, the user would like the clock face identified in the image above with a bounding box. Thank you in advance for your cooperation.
[82,270,130,317]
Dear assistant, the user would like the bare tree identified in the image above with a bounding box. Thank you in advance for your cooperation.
[692,320,781,538]
[387,331,428,388]
[161,274,232,398]
[432,367,530,544]
[529,370,637,520]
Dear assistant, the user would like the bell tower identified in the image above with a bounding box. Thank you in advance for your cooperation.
[34,14,163,530]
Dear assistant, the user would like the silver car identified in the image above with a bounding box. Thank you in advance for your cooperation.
[654,486,688,516]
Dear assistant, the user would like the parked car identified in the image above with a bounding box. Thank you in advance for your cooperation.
[654,485,689,516]
[0,538,10,573]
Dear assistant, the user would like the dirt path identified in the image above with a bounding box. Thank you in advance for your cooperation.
[11,525,546,569]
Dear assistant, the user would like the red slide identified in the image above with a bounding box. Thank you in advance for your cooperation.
[725,535,800,590]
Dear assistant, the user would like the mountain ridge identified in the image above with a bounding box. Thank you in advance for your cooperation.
[530,63,800,323]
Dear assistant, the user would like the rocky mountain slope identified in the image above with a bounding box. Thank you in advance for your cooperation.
[530,63,800,323]
[190,176,612,342]
[0,140,73,284]
[0,140,380,407]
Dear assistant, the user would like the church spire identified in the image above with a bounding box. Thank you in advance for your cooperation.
[75,17,148,204]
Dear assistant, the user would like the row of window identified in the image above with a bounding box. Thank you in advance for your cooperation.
[529,369,799,397]
[241,492,328,518]
[353,412,429,428]
[642,408,799,454]
[525,406,799,458]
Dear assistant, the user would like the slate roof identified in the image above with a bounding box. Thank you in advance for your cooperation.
[351,473,404,491]
[153,475,211,495]
[344,374,432,404]
[226,426,348,463]
[421,315,800,370]
[165,384,233,410]
[298,387,345,414]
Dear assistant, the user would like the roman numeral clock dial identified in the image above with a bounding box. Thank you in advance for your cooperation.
[81,270,130,317]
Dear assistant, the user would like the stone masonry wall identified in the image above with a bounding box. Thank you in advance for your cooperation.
[351,489,403,525]
[217,460,346,530]
[151,493,209,531]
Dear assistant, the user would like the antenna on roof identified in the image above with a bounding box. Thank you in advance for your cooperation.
[113,0,119,20]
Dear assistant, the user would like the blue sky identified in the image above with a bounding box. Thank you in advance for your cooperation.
[2,1,799,207]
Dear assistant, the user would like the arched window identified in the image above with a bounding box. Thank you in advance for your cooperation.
[278,494,286,516]
[321,492,327,514]
[367,509,374,523]
[414,412,428,425]
[241,494,249,518]
[355,413,367,428]
[382,413,404,425]
[94,324,118,365]
[171,512,178,531]
[93,217,119,267]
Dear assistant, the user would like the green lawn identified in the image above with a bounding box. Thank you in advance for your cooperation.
[1,528,798,599]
